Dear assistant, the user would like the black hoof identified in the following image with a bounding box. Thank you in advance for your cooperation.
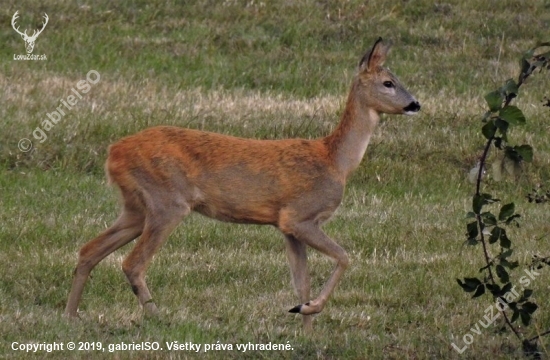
[288,302,309,313]
[288,305,302,313]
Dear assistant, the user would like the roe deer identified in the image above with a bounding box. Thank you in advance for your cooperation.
[65,37,420,331]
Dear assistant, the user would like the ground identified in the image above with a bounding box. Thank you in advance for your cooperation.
[1,0,550,358]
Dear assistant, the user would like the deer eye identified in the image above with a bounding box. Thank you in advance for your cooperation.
[383,81,395,88]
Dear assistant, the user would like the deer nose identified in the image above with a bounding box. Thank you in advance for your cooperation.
[404,101,421,113]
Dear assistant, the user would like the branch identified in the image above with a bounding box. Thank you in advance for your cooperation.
[472,44,550,343]
[529,329,550,343]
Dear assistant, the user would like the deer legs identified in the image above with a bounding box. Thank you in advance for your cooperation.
[65,209,144,317]
[284,234,313,331]
[283,221,349,323]
[65,202,189,317]
[121,205,190,314]
[121,219,180,314]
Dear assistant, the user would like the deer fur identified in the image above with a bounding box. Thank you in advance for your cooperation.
[65,38,420,331]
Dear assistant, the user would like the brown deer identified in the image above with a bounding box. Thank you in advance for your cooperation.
[65,38,420,331]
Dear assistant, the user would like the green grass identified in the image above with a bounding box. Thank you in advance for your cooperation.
[2,0,550,358]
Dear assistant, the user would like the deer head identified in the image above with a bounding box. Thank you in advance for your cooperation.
[12,11,49,54]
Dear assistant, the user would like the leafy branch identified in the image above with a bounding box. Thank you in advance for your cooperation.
[457,42,550,355]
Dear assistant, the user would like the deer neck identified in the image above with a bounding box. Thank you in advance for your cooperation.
[324,83,380,178]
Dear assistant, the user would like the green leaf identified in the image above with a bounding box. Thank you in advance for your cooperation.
[496,264,509,283]
[501,282,513,294]
[504,146,522,163]
[503,260,519,269]
[456,279,472,292]
[489,226,502,244]
[503,79,518,97]
[486,283,501,296]
[500,229,511,249]
[499,249,513,259]
[500,259,513,269]
[466,221,478,240]
[457,277,482,292]
[495,119,509,131]
[481,212,497,226]
[472,284,485,298]
[522,301,538,314]
[473,194,483,214]
[466,211,476,219]
[494,137,504,150]
[495,119,509,140]
[482,120,497,139]
[499,203,515,221]
[505,214,521,226]
[511,309,520,323]
[515,144,533,162]
[473,193,499,214]
[520,311,531,326]
[500,235,512,249]
[485,90,504,112]
[499,105,526,125]
[522,289,533,300]
[465,277,482,287]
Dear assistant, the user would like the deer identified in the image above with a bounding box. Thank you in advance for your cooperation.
[64,38,420,331]
[11,11,49,54]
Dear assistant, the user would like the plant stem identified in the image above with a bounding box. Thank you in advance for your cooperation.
[475,135,523,341]
[471,44,550,348]
[474,70,533,338]
[529,329,550,343]
[475,137,495,283]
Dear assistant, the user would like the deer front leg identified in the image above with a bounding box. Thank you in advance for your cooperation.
[284,234,312,332]
[285,221,349,316]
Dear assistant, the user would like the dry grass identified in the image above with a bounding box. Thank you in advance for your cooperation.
[2,0,550,359]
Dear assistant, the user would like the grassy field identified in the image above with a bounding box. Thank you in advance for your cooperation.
[2,0,550,358]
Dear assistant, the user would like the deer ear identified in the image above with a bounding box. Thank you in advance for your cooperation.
[359,37,392,72]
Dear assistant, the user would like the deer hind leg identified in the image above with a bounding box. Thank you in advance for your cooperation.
[284,234,313,332]
[65,205,145,317]
[285,221,349,316]
[122,205,190,315]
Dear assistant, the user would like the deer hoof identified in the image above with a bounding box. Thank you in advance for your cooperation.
[289,302,316,314]
[288,304,303,313]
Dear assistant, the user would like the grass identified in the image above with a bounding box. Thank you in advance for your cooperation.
[1,0,550,358]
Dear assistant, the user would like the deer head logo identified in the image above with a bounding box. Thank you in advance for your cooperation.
[11,11,48,54]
